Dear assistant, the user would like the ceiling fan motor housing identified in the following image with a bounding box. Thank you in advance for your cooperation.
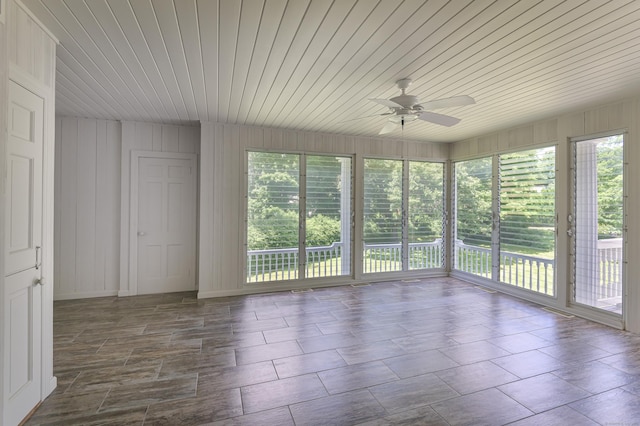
[389,94,420,109]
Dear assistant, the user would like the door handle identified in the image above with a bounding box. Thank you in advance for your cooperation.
[35,246,41,270]
[137,231,146,236]
[34,277,46,286]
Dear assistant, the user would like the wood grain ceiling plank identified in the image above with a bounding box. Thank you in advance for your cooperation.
[174,0,209,120]
[27,0,144,119]
[55,89,87,117]
[241,0,323,124]
[468,46,640,120]
[255,0,365,127]
[269,0,404,128]
[226,0,265,124]
[151,0,200,120]
[56,68,120,119]
[417,0,631,104]
[320,2,534,135]
[217,0,242,123]
[55,45,135,119]
[235,0,289,125]
[55,0,155,121]
[129,0,191,121]
[87,0,174,121]
[63,0,165,122]
[448,7,640,126]
[274,0,422,129]
[107,0,184,120]
[292,0,482,132]
[196,0,219,122]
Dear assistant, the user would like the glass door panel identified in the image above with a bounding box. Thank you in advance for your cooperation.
[363,159,403,273]
[305,156,352,278]
[499,148,556,295]
[408,162,444,270]
[573,135,624,314]
[454,157,493,278]
[247,152,300,282]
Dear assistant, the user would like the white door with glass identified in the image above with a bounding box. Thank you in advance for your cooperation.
[571,135,624,314]
[4,81,45,425]
[135,156,197,294]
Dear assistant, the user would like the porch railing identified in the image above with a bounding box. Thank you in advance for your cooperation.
[362,240,443,273]
[247,240,443,281]
[454,240,623,299]
[595,238,623,300]
[247,240,622,300]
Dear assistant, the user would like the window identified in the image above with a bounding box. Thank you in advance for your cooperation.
[363,159,403,273]
[247,152,300,282]
[454,157,493,278]
[363,159,445,273]
[454,148,556,296]
[246,152,352,283]
[408,162,445,270]
[499,148,555,295]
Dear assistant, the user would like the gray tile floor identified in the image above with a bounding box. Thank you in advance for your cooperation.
[26,277,640,425]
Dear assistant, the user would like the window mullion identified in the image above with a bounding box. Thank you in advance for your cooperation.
[402,160,410,271]
[299,154,307,280]
[492,154,501,282]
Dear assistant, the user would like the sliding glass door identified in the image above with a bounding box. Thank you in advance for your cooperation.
[246,152,352,283]
[363,159,445,274]
[453,148,556,296]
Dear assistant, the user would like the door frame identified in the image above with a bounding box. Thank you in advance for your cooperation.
[128,151,198,296]
[567,131,627,328]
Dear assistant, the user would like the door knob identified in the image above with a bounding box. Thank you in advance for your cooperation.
[34,277,46,286]
[137,231,146,236]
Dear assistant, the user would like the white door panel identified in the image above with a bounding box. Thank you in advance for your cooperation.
[6,83,43,275]
[5,269,42,424]
[137,157,196,295]
[5,81,44,425]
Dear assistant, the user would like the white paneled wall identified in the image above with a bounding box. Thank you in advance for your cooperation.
[198,123,449,298]
[54,118,121,300]
[54,118,200,300]
[118,121,200,297]
[0,9,8,423]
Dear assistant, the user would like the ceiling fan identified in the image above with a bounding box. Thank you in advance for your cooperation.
[369,78,475,135]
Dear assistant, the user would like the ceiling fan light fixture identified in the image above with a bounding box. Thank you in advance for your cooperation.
[389,114,418,123]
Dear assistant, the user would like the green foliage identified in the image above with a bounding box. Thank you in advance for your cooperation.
[306,214,341,247]
[596,137,623,237]
[455,157,493,247]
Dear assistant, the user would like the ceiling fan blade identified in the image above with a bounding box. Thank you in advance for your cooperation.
[419,95,475,110]
[379,121,397,134]
[369,98,402,108]
[338,112,392,124]
[418,111,461,127]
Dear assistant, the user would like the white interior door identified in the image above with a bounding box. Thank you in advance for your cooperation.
[136,156,197,294]
[4,81,44,425]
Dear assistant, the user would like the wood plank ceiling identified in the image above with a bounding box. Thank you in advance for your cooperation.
[22,0,640,142]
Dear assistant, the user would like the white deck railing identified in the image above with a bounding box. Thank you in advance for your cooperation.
[247,240,443,281]
[247,240,622,300]
[454,240,623,299]
[362,240,443,273]
[596,238,623,300]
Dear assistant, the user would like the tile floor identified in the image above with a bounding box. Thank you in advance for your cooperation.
[26,277,640,425]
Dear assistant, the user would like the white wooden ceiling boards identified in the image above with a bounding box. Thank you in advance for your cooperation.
[21,0,640,143]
